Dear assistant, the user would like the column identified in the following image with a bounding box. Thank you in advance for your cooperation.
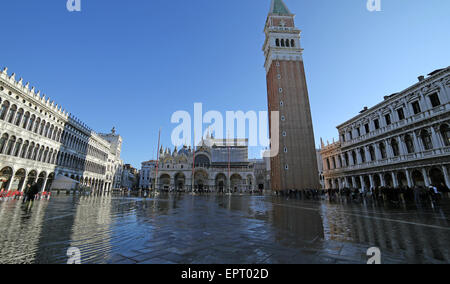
[442,165,450,189]
[360,176,366,191]
[374,143,382,160]
[391,172,399,188]
[356,150,362,164]
[341,154,347,167]
[385,140,393,158]
[405,169,413,188]
[41,178,48,192]
[398,135,407,156]
[365,146,371,162]
[344,177,350,188]
[431,125,443,148]
[351,176,356,188]
[418,93,429,112]
[439,82,449,104]
[422,168,430,187]
[369,174,374,189]
[379,173,386,187]
[19,179,27,192]
[6,177,13,191]
[413,131,423,152]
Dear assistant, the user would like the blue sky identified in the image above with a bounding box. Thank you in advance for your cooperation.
[1,0,449,168]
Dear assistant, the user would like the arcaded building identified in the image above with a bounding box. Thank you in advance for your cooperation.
[0,67,123,192]
[321,67,450,190]
[264,0,320,191]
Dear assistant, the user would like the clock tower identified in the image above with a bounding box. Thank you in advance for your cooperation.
[263,0,320,191]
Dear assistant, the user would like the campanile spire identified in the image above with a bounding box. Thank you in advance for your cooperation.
[269,0,292,15]
[263,0,320,191]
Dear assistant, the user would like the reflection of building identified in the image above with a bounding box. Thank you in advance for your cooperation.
[0,67,124,192]
[321,67,450,190]
[263,0,320,191]
[140,137,262,192]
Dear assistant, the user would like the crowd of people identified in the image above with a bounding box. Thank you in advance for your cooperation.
[277,184,450,206]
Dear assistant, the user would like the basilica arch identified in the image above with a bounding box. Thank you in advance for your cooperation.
[194,170,208,191]
[159,174,171,190]
[215,173,227,192]
[174,172,186,191]
[230,173,243,192]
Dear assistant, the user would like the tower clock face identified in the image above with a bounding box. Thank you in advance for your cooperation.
[280,20,286,27]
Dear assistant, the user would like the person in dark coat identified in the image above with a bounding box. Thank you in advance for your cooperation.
[26,182,40,210]
[22,183,31,204]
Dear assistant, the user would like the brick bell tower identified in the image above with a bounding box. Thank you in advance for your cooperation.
[263,0,319,191]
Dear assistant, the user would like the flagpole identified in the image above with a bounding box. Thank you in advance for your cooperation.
[154,129,161,192]
[228,131,231,194]
[191,129,196,193]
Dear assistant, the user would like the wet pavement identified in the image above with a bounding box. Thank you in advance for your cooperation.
[0,192,449,264]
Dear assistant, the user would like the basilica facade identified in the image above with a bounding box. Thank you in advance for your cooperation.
[0,67,124,193]
[321,67,450,190]
[140,138,268,192]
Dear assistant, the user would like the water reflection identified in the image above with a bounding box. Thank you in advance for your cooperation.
[0,193,448,263]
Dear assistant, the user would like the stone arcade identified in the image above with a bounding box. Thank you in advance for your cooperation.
[321,67,450,191]
[0,67,124,192]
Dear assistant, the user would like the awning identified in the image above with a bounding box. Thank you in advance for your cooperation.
[50,175,80,190]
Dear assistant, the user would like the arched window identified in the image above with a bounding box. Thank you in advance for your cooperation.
[421,130,433,150]
[28,115,35,131]
[38,146,44,161]
[43,148,49,163]
[391,139,400,156]
[32,144,40,160]
[379,142,387,159]
[285,39,290,47]
[275,39,280,47]
[13,138,22,157]
[39,120,45,136]
[440,124,450,146]
[326,158,330,170]
[34,118,41,133]
[0,134,9,153]
[21,141,29,158]
[27,142,35,159]
[291,39,295,47]
[405,134,415,153]
[22,112,30,129]
[14,108,23,126]
[0,101,9,120]
[6,136,16,155]
[7,105,17,123]
[344,152,349,166]
[281,39,285,47]
[332,157,336,168]
[44,122,50,137]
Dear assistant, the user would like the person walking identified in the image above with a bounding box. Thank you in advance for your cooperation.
[22,183,31,204]
[25,182,40,210]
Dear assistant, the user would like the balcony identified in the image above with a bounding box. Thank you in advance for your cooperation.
[341,102,450,149]
[324,145,450,176]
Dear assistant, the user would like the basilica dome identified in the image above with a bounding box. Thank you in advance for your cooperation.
[178,146,190,156]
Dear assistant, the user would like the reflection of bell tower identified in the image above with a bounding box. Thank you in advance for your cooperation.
[263,0,319,191]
